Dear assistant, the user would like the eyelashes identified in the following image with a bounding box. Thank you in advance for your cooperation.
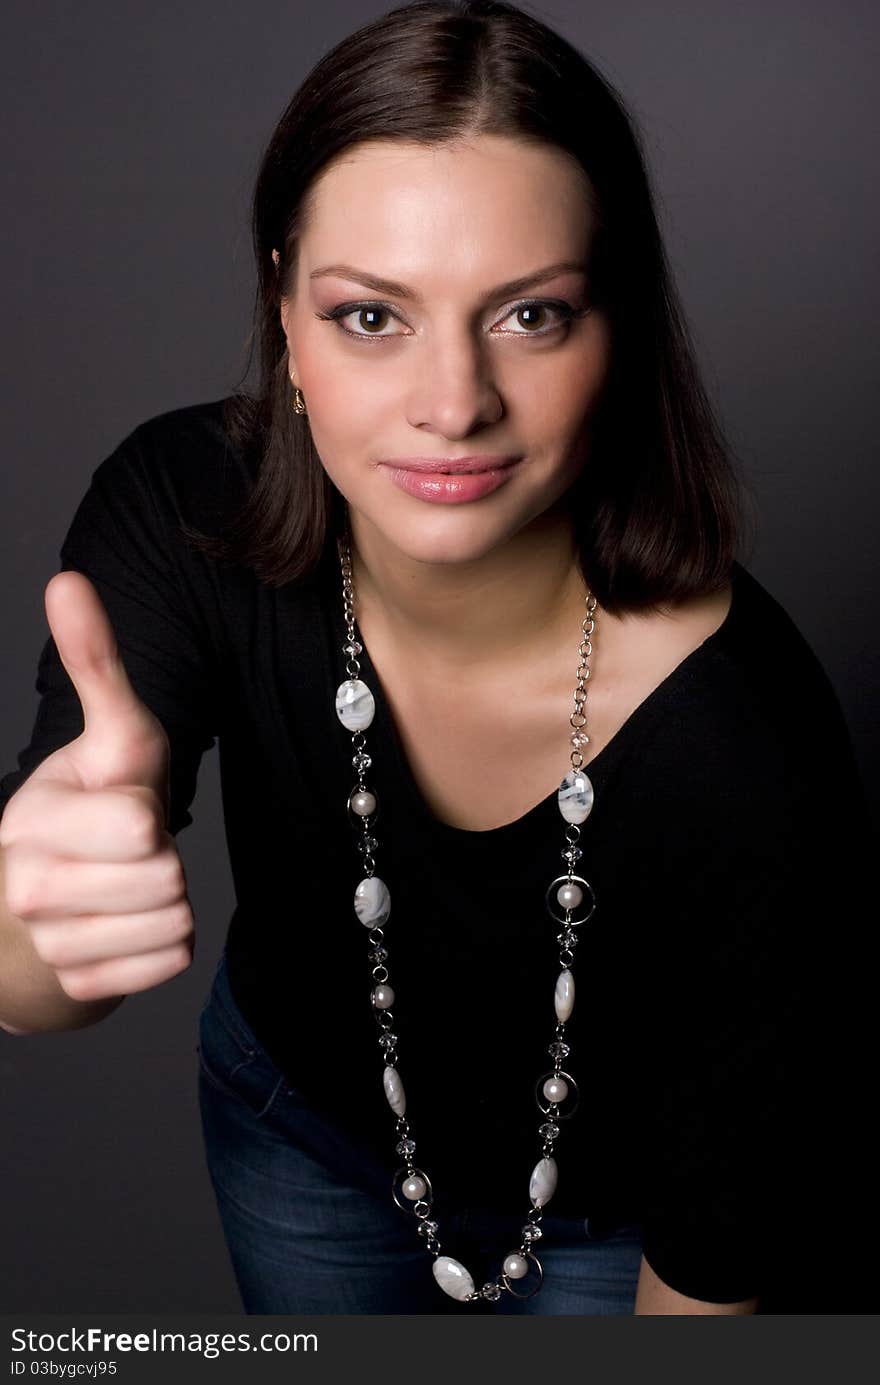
[313,298,591,343]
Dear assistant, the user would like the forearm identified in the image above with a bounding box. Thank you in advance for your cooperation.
[0,846,124,1034]
[634,1254,758,1315]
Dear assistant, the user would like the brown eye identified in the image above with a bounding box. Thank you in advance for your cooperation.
[314,296,581,344]
[315,302,405,339]
[494,300,578,336]
[356,306,390,333]
[516,304,548,330]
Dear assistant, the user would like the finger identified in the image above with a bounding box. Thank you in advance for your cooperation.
[54,941,194,1002]
[27,901,193,969]
[44,570,155,740]
[5,841,186,921]
[0,780,164,861]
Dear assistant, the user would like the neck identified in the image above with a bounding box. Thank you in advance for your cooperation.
[343,503,589,668]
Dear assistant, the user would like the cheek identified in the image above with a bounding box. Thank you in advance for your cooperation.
[526,316,611,426]
[527,356,608,457]
[297,375,401,506]
[297,315,610,465]
[297,341,401,422]
[295,368,380,466]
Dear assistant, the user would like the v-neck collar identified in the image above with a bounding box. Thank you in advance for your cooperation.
[319,542,744,850]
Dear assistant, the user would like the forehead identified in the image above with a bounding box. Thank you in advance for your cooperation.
[299,136,594,280]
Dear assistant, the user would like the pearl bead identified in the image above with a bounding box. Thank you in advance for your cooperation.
[403,1175,427,1201]
[503,1253,528,1280]
[557,882,583,910]
[543,1076,569,1104]
[350,789,377,817]
[372,984,395,1009]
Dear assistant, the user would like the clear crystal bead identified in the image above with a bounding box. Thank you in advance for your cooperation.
[522,1224,543,1243]
[481,1282,502,1300]
[352,748,371,770]
[548,1040,570,1059]
[561,846,582,864]
[396,1138,416,1156]
[369,946,388,964]
[417,1219,439,1237]
[343,640,363,656]
[539,1122,560,1141]
[359,835,378,854]
[557,929,578,948]
[378,1033,398,1052]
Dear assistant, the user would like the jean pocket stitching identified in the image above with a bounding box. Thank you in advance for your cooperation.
[196,1037,257,1102]
[199,994,260,1063]
[196,1027,287,1122]
[198,1052,286,1122]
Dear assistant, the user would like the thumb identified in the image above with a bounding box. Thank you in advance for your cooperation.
[44,569,160,744]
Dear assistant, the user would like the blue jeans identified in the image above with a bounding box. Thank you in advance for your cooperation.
[196,950,644,1314]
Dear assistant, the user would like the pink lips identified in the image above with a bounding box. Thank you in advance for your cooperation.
[380,455,522,504]
[381,455,521,473]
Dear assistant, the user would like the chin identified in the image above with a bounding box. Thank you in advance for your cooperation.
[391,529,505,567]
[344,469,565,565]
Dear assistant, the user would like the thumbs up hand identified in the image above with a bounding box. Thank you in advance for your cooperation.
[0,571,195,1000]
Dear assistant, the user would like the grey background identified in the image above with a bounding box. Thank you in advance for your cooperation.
[1,0,876,1312]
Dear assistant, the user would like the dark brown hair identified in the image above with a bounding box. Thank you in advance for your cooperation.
[182,0,756,614]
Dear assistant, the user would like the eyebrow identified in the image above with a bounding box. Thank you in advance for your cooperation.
[308,260,587,301]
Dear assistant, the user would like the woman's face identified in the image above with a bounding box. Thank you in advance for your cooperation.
[279,134,610,567]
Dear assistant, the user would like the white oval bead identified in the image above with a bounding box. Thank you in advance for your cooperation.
[402,1174,427,1201]
[433,1256,475,1301]
[557,769,594,824]
[543,1076,569,1104]
[383,1065,406,1116]
[554,968,574,1022]
[503,1253,528,1280]
[371,984,395,1009]
[335,678,375,731]
[529,1156,558,1208]
[354,876,390,927]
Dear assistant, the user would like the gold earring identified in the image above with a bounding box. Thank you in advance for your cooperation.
[290,377,307,416]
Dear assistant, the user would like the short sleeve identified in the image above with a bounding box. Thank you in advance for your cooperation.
[0,430,220,836]
[638,749,872,1305]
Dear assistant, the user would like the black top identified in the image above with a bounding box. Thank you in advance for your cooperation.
[1,398,872,1305]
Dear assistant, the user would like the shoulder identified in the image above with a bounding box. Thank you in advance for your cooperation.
[90,394,254,535]
[635,560,870,874]
[670,560,859,792]
[126,394,243,463]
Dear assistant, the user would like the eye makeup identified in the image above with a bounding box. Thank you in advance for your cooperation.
[313,298,592,344]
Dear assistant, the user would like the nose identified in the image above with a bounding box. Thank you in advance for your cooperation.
[405,329,503,438]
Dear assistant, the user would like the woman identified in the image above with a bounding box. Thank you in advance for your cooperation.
[0,1,871,1314]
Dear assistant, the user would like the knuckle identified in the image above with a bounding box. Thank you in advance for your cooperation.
[56,967,96,1003]
[122,801,162,854]
[169,940,194,975]
[4,861,43,920]
[0,799,22,849]
[28,925,70,969]
[167,901,194,945]
[160,850,187,901]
